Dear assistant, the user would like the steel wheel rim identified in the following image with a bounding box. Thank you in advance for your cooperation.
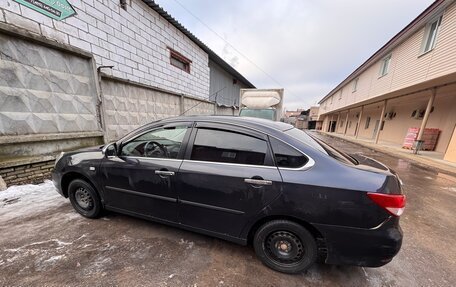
[264,231,304,266]
[74,187,93,210]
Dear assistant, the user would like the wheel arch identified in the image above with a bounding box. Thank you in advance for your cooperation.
[246,215,328,262]
[61,172,100,200]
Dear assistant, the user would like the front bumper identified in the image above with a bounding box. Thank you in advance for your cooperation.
[51,171,65,197]
[314,217,403,267]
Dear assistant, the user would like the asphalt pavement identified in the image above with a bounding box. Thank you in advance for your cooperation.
[1,133,455,286]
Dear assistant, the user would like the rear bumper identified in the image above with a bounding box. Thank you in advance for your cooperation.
[314,217,403,267]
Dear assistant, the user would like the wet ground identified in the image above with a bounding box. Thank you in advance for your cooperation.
[1,133,455,286]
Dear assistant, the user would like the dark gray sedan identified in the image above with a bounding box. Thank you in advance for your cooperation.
[52,116,405,274]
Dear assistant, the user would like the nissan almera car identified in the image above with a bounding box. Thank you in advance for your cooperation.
[52,116,405,274]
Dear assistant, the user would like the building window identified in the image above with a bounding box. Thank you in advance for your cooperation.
[379,54,391,77]
[168,48,191,73]
[338,90,342,100]
[120,0,129,10]
[330,96,333,104]
[422,16,442,54]
[352,78,359,92]
[365,116,371,129]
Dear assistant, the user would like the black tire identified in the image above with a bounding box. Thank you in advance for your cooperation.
[68,179,102,218]
[253,220,317,274]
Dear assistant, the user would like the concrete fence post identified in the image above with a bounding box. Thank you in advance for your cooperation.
[180,95,185,115]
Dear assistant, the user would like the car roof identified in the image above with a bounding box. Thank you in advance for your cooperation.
[160,115,294,133]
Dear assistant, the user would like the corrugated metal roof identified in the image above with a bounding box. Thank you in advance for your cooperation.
[318,0,450,104]
[142,0,255,88]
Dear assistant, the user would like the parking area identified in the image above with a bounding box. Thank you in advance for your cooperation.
[1,133,455,287]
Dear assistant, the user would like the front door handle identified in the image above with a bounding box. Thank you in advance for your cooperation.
[155,170,175,176]
[244,178,272,186]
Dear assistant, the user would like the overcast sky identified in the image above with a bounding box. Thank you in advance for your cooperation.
[155,0,434,111]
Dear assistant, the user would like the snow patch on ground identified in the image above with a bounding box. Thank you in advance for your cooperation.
[36,255,66,271]
[2,234,90,273]
[0,180,67,221]
[5,238,73,253]
[178,238,194,249]
[82,256,112,276]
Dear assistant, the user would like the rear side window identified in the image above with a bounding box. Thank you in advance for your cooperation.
[191,129,267,165]
[270,137,308,168]
[285,128,357,165]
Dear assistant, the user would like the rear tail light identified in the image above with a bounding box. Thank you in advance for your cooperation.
[367,193,406,216]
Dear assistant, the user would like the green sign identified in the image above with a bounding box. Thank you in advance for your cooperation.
[14,0,76,21]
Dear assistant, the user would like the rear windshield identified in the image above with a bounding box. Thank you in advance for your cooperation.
[284,128,357,165]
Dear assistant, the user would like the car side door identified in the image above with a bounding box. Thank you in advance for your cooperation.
[101,122,192,223]
[176,122,283,238]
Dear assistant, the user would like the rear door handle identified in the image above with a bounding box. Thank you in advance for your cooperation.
[155,170,175,176]
[244,178,272,186]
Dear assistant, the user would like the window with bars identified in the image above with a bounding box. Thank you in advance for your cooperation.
[169,48,191,73]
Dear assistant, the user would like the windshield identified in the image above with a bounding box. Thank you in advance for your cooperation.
[239,109,275,120]
[284,128,357,165]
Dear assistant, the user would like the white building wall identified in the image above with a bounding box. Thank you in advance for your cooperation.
[319,1,456,114]
[0,0,210,99]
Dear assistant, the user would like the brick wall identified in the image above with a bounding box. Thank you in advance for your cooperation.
[0,0,210,99]
[0,160,54,186]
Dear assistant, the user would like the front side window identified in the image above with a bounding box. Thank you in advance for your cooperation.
[191,129,267,165]
[379,54,391,77]
[121,126,188,159]
[422,16,442,53]
[270,137,308,168]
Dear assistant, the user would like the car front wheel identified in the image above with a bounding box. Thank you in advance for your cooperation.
[68,179,102,218]
[253,220,318,274]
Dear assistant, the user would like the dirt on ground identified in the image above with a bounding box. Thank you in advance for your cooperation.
[0,133,455,286]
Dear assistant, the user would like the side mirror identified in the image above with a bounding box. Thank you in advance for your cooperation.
[102,142,117,157]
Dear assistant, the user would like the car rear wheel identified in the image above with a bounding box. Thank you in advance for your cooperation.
[253,220,317,274]
[68,179,102,218]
